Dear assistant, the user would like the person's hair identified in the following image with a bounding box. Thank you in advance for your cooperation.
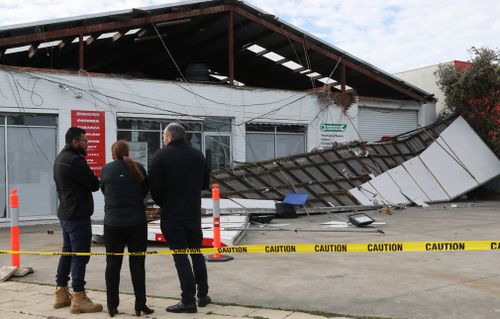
[65,127,86,144]
[166,122,186,141]
[111,140,145,182]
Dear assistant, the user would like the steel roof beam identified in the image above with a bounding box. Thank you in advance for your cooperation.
[0,5,230,48]
[230,5,426,102]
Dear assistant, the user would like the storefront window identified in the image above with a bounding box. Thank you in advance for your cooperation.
[204,118,232,132]
[7,114,57,126]
[117,117,231,170]
[246,124,306,162]
[0,114,57,217]
[117,118,160,130]
[187,132,202,151]
[117,131,160,170]
[246,133,274,162]
[205,135,231,170]
[276,134,305,158]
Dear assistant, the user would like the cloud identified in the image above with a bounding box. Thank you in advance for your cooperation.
[0,0,178,26]
[250,0,499,72]
[0,0,498,73]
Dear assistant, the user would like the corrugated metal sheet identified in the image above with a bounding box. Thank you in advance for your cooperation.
[359,106,418,142]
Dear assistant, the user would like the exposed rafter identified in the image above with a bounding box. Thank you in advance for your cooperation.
[0,0,434,101]
[0,5,230,47]
[230,5,426,102]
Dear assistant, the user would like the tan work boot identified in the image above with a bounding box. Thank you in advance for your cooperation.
[53,286,72,309]
[70,291,103,314]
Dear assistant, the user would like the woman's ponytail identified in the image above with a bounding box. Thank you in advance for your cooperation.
[111,140,145,182]
[123,155,145,182]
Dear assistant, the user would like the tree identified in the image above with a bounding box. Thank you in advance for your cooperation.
[435,47,500,155]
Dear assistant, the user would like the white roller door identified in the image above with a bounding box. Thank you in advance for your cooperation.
[358,106,418,142]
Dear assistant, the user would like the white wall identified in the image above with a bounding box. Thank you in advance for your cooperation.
[395,63,448,117]
[0,68,352,217]
[0,68,365,159]
[0,67,429,217]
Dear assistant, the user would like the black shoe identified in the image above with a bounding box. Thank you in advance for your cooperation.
[198,296,211,307]
[135,305,154,316]
[166,301,197,313]
[108,308,119,317]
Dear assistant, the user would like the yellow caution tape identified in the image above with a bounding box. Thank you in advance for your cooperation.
[0,240,499,256]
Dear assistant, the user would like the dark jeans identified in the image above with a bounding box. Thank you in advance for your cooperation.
[56,216,92,292]
[104,223,148,310]
[161,221,208,305]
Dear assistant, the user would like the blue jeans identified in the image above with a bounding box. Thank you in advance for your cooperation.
[55,217,92,292]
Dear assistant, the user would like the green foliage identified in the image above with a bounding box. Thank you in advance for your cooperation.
[435,47,500,155]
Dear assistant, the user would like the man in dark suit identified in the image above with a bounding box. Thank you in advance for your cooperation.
[149,123,211,313]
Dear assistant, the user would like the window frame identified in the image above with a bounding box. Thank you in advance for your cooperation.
[117,117,233,170]
[245,123,307,162]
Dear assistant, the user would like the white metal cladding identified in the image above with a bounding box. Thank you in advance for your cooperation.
[358,106,418,142]
[349,116,500,206]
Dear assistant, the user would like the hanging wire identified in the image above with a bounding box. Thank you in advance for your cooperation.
[4,71,54,169]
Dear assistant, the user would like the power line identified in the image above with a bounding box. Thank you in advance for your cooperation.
[5,66,310,117]
[1,66,319,165]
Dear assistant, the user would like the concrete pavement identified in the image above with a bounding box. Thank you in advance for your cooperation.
[0,281,350,319]
[1,200,500,318]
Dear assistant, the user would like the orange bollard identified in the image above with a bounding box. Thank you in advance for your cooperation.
[212,184,221,259]
[207,184,233,262]
[10,189,20,267]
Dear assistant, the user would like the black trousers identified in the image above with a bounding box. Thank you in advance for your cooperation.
[104,223,147,310]
[161,221,209,305]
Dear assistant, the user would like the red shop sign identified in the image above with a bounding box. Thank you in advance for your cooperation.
[71,110,106,177]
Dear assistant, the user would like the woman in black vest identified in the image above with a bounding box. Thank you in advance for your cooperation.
[101,140,154,317]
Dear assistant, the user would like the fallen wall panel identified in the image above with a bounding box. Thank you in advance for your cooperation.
[349,116,500,205]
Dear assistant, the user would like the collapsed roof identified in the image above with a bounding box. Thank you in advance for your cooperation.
[212,116,456,207]
[0,0,433,101]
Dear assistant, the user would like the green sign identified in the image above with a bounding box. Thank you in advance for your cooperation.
[320,123,347,132]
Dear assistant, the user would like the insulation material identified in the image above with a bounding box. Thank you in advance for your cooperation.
[349,117,500,205]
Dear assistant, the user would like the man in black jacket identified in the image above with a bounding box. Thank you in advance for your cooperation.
[53,127,102,314]
[150,123,211,313]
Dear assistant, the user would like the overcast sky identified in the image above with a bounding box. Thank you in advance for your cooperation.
[1,0,498,73]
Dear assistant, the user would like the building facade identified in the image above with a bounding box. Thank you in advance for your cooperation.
[395,60,471,117]
[0,0,437,221]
